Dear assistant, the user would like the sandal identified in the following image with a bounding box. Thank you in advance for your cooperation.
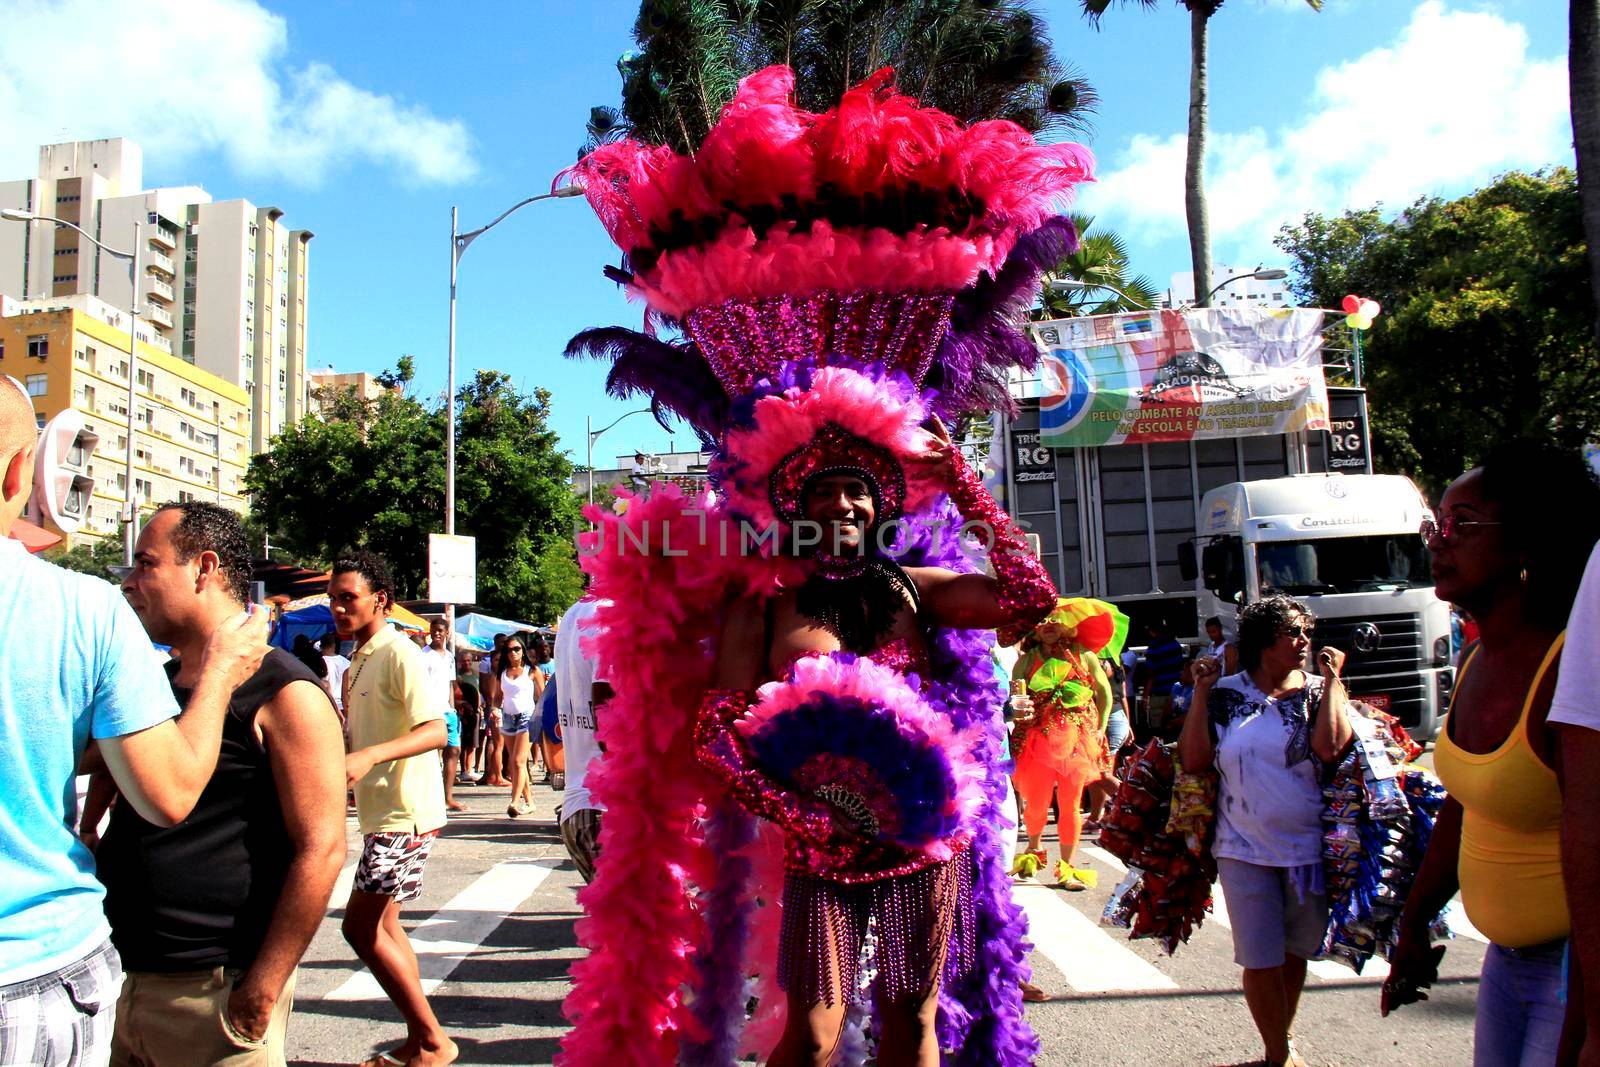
[1053,861,1098,891]
[1009,849,1048,880]
[1020,980,1052,1002]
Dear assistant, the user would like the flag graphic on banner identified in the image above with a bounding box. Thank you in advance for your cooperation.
[1031,308,1330,448]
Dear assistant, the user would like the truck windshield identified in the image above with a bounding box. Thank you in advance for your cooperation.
[1256,535,1432,595]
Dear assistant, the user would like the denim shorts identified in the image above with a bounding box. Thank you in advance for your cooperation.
[0,939,121,1066]
[500,709,533,736]
[1105,707,1131,753]
[1474,940,1566,1067]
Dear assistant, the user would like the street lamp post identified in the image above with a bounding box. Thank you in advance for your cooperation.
[586,408,652,507]
[1,208,143,565]
[1046,277,1151,310]
[445,186,583,641]
[1201,267,1287,306]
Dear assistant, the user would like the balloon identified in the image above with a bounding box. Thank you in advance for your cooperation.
[1342,294,1362,314]
[1359,298,1382,319]
[1346,312,1374,330]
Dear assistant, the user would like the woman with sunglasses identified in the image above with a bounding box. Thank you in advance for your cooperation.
[1385,441,1600,1066]
[498,638,545,818]
[1178,593,1352,1067]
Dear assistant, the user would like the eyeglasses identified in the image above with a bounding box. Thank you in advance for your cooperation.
[1282,623,1314,640]
[1420,517,1504,545]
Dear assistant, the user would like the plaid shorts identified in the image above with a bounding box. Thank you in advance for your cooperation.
[0,939,121,1066]
[354,830,438,902]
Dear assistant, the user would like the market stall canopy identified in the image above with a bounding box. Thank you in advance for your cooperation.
[253,559,331,601]
[455,611,540,652]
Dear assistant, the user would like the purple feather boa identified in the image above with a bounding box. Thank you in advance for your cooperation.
[564,325,728,442]
[888,499,1040,1066]
[929,217,1079,421]
[681,798,759,1067]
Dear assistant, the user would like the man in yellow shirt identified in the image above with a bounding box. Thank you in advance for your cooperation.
[328,550,454,1067]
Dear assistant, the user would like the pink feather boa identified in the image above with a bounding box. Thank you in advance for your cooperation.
[719,365,937,532]
[559,486,799,1067]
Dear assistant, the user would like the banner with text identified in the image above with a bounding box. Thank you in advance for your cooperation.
[1032,308,1330,447]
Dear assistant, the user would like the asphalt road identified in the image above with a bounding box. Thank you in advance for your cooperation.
[285,779,1485,1066]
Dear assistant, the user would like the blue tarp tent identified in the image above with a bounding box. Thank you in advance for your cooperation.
[455,612,539,652]
[271,604,334,651]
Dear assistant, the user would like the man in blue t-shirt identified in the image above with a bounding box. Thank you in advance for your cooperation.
[1141,620,1187,736]
[0,378,268,1064]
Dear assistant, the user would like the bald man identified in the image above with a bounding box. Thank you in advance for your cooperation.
[0,376,270,1066]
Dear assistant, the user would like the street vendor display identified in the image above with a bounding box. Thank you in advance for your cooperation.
[555,65,1092,1066]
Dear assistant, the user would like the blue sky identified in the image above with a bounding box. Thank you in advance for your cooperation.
[0,0,1571,465]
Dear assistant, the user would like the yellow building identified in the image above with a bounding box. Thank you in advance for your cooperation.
[1,297,250,545]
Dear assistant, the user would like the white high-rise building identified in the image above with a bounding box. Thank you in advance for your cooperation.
[1167,265,1293,309]
[0,138,312,451]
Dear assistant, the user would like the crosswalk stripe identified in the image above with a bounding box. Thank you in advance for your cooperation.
[1015,884,1178,992]
[322,857,562,1001]
[1081,844,1127,873]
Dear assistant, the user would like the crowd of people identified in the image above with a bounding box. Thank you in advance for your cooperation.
[3,62,1600,1067]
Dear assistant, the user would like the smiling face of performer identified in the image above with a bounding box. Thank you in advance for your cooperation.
[802,472,877,557]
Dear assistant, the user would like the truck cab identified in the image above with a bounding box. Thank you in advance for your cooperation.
[1183,474,1453,739]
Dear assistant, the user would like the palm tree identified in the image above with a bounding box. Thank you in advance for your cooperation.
[1571,0,1600,347]
[589,0,1099,155]
[1080,0,1321,306]
[1033,213,1160,318]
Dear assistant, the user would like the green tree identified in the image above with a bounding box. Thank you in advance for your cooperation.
[1569,0,1600,346]
[1080,0,1321,306]
[43,535,125,583]
[246,365,583,624]
[1275,169,1600,490]
[1034,212,1159,318]
[599,0,1098,154]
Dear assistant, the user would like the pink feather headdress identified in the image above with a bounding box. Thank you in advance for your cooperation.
[713,365,937,530]
[562,65,1094,408]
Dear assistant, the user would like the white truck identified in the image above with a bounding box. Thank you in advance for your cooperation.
[1180,474,1453,739]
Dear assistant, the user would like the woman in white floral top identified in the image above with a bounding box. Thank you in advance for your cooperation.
[1178,594,1352,1067]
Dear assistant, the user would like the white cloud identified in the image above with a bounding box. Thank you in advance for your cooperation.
[0,0,477,186]
[1079,1,1570,261]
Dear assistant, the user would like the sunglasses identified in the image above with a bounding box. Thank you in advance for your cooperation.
[1420,517,1503,545]
[1282,623,1314,640]
[507,646,524,654]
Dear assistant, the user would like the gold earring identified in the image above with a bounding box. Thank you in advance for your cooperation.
[1520,566,1529,585]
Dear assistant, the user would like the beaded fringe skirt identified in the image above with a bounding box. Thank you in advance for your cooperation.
[777,846,977,1008]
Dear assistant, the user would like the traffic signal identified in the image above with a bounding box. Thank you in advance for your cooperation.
[30,407,99,534]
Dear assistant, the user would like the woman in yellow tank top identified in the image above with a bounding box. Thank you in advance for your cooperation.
[1384,443,1600,1067]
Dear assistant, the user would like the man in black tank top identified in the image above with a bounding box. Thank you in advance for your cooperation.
[95,503,347,1065]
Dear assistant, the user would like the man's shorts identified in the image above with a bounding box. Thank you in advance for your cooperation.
[111,966,298,1067]
[500,709,534,736]
[354,830,438,902]
[444,710,461,749]
[559,808,602,885]
[0,939,120,1067]
[1216,857,1328,969]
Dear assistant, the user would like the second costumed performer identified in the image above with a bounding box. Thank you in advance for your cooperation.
[1010,598,1128,890]
[556,66,1092,1067]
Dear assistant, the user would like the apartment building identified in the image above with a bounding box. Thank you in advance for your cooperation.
[1,295,250,545]
[307,368,393,414]
[0,138,312,453]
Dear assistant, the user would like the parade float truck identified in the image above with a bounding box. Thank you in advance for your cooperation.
[1178,474,1452,739]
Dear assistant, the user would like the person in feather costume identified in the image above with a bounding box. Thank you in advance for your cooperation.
[554,66,1093,1067]
[1009,598,1129,892]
